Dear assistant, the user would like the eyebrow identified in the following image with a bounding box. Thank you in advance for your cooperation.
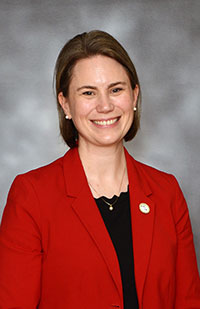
[76,81,127,92]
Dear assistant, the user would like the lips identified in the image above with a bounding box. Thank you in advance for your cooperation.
[92,117,119,126]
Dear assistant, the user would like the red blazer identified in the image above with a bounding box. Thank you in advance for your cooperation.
[0,147,200,309]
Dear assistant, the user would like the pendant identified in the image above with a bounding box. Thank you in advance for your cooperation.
[109,205,114,211]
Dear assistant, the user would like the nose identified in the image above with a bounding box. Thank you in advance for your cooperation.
[96,93,114,113]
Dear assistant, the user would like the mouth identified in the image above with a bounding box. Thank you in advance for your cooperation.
[91,117,120,126]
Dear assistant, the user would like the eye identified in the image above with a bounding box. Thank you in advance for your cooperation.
[112,87,123,93]
[82,91,94,96]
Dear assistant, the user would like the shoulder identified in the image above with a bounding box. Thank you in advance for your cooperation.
[9,153,69,200]
[9,148,80,198]
[128,152,176,185]
[135,158,174,180]
[127,153,188,224]
[125,151,183,201]
[15,155,64,186]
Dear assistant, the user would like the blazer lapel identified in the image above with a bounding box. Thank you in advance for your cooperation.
[62,148,155,304]
[125,150,155,305]
[62,148,123,299]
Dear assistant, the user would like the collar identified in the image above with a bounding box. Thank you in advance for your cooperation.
[63,146,152,198]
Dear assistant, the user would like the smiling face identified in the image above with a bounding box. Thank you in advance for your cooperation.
[58,55,139,150]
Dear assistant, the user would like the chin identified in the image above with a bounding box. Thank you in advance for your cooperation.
[95,137,123,147]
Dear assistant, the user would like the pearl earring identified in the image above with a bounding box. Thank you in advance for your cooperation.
[65,115,69,119]
[134,107,137,111]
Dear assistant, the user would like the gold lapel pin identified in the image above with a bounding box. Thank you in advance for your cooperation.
[139,203,150,214]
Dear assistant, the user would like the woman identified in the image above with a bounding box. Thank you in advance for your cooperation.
[0,30,200,309]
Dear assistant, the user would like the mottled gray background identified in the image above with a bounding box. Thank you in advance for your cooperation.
[0,0,200,269]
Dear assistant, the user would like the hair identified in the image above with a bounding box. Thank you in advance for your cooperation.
[54,30,141,148]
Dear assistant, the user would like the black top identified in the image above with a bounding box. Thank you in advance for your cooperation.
[95,189,139,309]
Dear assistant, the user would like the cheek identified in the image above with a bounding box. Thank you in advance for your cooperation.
[70,102,92,120]
[118,91,134,107]
[119,97,134,113]
[123,98,134,123]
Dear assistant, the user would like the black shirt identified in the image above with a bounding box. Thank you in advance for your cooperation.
[95,189,139,309]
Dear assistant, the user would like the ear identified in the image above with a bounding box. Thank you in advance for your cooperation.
[58,92,72,119]
[132,84,139,109]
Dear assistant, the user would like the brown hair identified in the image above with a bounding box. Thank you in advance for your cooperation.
[54,30,141,148]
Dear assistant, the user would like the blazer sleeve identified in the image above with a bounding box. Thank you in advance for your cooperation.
[0,175,42,308]
[171,176,200,309]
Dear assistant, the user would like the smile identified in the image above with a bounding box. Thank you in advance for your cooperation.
[92,117,119,126]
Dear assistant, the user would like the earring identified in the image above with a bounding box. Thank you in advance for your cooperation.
[134,107,137,111]
[65,115,69,119]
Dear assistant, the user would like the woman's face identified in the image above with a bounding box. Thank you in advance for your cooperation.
[59,55,139,149]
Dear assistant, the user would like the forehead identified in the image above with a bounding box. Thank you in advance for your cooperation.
[70,55,130,86]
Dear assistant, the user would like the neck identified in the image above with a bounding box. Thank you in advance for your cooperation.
[78,141,128,198]
[79,142,125,174]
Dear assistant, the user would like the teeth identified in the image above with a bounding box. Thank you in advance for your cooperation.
[93,118,118,125]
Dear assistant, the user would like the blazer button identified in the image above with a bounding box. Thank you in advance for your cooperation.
[139,203,150,214]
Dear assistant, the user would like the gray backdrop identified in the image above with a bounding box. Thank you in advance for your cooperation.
[0,0,200,270]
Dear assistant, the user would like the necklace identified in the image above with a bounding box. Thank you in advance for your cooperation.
[89,167,126,211]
